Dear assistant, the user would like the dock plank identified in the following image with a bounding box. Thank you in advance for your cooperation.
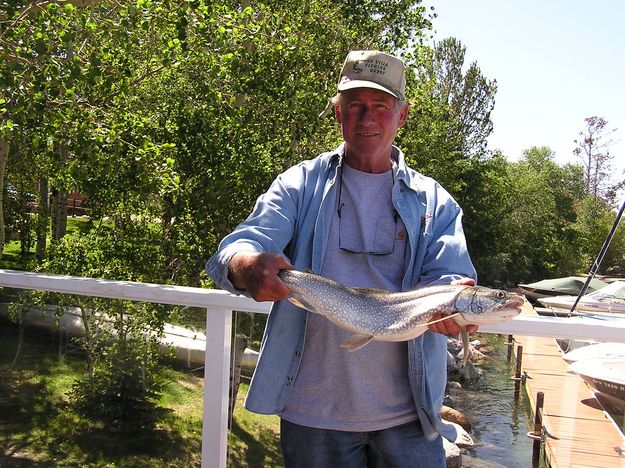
[514,332,625,467]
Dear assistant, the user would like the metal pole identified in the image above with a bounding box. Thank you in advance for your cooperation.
[570,199,625,314]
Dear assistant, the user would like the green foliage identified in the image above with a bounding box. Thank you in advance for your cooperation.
[3,0,439,285]
[69,332,168,431]
[572,197,625,276]
[34,226,174,431]
[0,326,202,465]
[495,147,587,283]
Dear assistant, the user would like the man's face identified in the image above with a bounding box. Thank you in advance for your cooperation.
[335,88,409,165]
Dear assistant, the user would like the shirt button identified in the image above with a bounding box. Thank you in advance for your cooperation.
[397,231,406,240]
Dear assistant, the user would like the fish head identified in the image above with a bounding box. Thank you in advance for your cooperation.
[456,286,524,325]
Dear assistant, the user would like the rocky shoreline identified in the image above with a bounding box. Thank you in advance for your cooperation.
[442,335,501,467]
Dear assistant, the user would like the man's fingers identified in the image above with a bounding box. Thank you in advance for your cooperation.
[428,313,478,337]
[229,252,294,302]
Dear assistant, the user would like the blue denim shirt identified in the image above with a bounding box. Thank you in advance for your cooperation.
[206,143,477,442]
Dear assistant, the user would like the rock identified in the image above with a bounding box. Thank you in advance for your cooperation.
[443,420,475,467]
[440,405,472,431]
[459,360,482,381]
[447,350,457,370]
[443,438,462,468]
[447,421,475,448]
[447,337,462,353]
[447,380,462,390]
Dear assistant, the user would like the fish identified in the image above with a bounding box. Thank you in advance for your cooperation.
[278,269,524,365]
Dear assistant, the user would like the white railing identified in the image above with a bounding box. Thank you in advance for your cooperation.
[1,268,625,468]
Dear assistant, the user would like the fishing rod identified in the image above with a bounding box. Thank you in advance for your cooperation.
[569,198,625,314]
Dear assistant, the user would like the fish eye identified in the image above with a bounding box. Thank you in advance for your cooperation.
[496,291,506,298]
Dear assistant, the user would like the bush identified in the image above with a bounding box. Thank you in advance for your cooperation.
[69,333,169,431]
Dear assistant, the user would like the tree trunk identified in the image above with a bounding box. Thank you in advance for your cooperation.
[35,178,49,260]
[0,138,9,258]
[51,187,68,241]
[51,144,69,241]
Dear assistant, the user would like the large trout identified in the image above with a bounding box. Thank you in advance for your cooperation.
[279,269,524,364]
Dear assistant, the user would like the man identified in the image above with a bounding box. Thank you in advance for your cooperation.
[207,50,477,467]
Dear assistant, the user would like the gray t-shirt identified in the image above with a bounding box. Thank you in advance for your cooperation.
[281,162,419,431]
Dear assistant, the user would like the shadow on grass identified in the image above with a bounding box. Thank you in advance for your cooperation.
[228,418,284,468]
[0,366,56,467]
[43,416,198,466]
[0,326,201,466]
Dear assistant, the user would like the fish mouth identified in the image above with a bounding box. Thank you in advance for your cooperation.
[505,297,525,309]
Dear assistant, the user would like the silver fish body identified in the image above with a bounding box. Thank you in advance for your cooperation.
[278,269,524,362]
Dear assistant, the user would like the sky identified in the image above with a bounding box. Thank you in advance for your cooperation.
[425,1,625,193]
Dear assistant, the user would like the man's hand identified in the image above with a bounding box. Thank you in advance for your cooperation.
[228,252,294,302]
[427,278,478,337]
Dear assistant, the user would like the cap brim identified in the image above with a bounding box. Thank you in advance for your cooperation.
[337,80,400,99]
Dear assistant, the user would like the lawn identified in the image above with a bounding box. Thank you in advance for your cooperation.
[1,216,95,271]
[0,322,283,467]
[1,216,283,466]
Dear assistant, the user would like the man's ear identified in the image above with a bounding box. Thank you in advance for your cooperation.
[334,103,342,124]
[398,102,410,128]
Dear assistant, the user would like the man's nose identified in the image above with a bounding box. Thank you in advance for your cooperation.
[358,106,376,123]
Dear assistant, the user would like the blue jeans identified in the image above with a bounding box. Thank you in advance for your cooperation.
[280,419,445,468]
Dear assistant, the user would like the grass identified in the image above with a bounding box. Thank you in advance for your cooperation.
[1,217,95,271]
[1,217,284,465]
[228,385,284,468]
[0,322,282,467]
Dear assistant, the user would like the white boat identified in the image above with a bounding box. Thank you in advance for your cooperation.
[568,358,625,415]
[538,280,625,316]
[0,302,261,371]
[0,302,207,368]
[562,342,625,363]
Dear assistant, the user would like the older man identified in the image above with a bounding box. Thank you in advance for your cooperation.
[207,50,477,467]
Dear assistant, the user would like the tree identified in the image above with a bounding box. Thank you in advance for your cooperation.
[573,116,620,202]
[397,37,502,282]
[2,0,442,428]
[431,38,497,160]
[498,146,586,283]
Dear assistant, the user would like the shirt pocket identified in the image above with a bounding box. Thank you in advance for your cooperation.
[372,215,397,255]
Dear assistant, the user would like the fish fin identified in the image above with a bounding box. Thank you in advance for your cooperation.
[460,326,470,367]
[340,334,375,351]
[425,312,460,326]
[303,268,314,274]
[287,295,317,313]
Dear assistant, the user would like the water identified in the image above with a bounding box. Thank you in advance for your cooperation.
[448,335,536,467]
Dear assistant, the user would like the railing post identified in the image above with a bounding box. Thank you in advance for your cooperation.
[202,307,232,468]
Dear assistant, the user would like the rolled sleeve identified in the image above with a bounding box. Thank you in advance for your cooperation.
[206,172,299,295]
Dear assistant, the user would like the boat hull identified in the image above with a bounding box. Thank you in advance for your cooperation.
[569,358,625,415]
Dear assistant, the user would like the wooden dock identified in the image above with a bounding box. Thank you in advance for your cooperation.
[515,333,625,467]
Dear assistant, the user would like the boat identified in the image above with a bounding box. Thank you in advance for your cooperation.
[0,302,261,370]
[518,276,609,305]
[568,358,625,415]
[0,302,207,368]
[562,342,625,363]
[538,280,625,316]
